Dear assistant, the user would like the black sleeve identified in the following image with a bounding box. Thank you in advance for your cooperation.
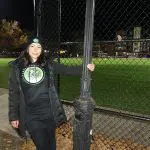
[8,66,20,122]
[52,61,82,76]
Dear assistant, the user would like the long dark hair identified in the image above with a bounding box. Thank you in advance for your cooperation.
[18,45,47,67]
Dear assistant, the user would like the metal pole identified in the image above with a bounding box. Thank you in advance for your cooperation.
[33,0,36,18]
[33,0,36,35]
[37,0,42,37]
[73,0,95,150]
[33,0,42,37]
[57,0,61,94]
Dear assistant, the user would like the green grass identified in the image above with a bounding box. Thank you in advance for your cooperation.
[1,58,150,115]
[59,58,150,115]
[0,58,15,88]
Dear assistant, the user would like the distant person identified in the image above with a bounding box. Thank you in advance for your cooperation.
[117,34,122,42]
[115,30,127,57]
[8,37,95,150]
[116,33,123,50]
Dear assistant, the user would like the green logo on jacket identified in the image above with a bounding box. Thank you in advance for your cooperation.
[22,66,45,84]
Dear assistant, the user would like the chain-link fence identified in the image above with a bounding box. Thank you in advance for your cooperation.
[0,0,149,149]
[92,0,150,115]
[1,0,150,149]
[62,102,150,150]
[39,0,150,149]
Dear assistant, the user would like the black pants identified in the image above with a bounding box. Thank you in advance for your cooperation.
[26,118,56,150]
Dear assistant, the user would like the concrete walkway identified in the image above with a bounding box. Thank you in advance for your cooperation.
[0,88,19,138]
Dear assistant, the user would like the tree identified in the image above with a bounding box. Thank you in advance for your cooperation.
[0,19,28,51]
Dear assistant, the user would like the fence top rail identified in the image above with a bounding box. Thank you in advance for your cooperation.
[95,39,150,43]
[60,39,150,45]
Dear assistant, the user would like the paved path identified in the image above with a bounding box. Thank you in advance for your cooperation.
[0,88,19,138]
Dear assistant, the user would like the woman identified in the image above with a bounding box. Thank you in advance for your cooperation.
[8,37,95,150]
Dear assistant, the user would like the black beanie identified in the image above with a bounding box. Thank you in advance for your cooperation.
[24,37,43,51]
[22,35,42,50]
[28,37,42,45]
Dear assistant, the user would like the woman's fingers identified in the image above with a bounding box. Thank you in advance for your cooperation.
[87,64,95,71]
[11,120,19,128]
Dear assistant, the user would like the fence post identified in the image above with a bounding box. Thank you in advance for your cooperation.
[73,0,95,150]
[33,0,42,37]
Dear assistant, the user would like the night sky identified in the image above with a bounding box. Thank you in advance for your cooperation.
[0,0,149,41]
[0,0,34,30]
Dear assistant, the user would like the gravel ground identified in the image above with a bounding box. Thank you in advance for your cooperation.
[0,123,150,150]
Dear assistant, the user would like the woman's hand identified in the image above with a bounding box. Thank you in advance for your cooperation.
[87,64,95,72]
[11,120,19,128]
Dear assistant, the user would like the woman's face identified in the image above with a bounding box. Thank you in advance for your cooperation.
[28,43,42,61]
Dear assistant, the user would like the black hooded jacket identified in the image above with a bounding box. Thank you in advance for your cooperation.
[8,58,81,138]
